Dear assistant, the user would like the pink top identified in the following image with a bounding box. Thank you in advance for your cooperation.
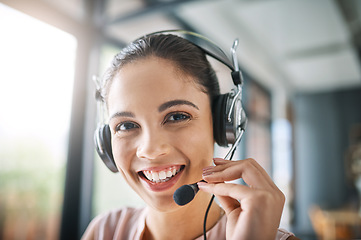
[82,207,295,240]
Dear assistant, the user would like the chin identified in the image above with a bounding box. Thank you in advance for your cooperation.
[144,194,182,213]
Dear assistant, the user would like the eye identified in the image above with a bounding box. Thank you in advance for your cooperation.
[115,122,139,132]
[164,112,191,123]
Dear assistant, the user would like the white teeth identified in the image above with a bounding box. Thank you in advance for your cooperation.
[159,171,167,180]
[152,172,160,181]
[142,167,181,183]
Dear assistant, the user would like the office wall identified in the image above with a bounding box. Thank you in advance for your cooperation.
[292,87,361,236]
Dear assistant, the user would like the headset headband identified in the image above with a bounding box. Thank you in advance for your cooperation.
[139,30,243,86]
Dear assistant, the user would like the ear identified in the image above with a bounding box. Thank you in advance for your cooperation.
[94,124,118,173]
[212,94,228,147]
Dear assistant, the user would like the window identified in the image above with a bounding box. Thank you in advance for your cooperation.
[0,4,76,239]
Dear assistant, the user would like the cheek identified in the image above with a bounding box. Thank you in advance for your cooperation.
[111,139,144,193]
[197,116,215,165]
[179,118,214,166]
[111,138,134,173]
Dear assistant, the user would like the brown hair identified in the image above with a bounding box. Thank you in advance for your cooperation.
[99,34,220,105]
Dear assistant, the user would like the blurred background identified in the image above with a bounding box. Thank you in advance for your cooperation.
[0,0,361,239]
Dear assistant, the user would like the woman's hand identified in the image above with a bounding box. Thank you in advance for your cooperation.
[198,158,285,240]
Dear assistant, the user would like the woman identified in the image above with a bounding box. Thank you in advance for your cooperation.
[83,32,298,240]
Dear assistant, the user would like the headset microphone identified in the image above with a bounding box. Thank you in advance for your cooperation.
[173,180,206,206]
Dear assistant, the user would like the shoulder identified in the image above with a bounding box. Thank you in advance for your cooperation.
[81,207,146,240]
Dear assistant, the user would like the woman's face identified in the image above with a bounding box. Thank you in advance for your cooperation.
[107,56,214,211]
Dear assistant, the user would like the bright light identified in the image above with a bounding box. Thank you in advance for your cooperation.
[0,3,77,162]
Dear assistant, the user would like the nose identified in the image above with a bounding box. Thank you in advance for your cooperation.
[136,129,171,160]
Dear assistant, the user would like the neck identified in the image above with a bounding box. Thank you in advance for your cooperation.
[143,192,223,240]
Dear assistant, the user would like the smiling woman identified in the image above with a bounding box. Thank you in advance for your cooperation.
[0,3,76,239]
[83,32,299,240]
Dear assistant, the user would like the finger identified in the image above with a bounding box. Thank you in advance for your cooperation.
[239,158,281,192]
[213,158,230,165]
[216,158,274,186]
[203,159,274,190]
[213,158,274,187]
[198,181,253,201]
[241,158,276,189]
[198,182,285,218]
[202,158,229,170]
[215,195,240,216]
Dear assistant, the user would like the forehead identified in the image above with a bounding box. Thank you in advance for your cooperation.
[107,57,209,112]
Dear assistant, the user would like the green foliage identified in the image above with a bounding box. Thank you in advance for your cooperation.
[0,138,65,218]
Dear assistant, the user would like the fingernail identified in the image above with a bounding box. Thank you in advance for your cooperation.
[202,170,214,176]
[213,158,227,162]
[197,181,208,188]
[203,166,214,171]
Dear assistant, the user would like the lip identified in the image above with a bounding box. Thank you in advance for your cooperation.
[138,165,185,192]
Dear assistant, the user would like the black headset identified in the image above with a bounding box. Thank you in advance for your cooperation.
[94,30,247,173]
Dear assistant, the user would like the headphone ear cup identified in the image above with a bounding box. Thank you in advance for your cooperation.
[94,124,118,173]
[212,94,229,147]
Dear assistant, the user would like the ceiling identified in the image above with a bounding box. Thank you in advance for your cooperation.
[28,0,361,94]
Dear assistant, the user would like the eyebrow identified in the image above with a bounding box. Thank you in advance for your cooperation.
[109,100,199,121]
[158,100,199,112]
[109,111,135,121]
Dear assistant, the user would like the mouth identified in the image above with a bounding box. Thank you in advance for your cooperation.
[138,165,185,184]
